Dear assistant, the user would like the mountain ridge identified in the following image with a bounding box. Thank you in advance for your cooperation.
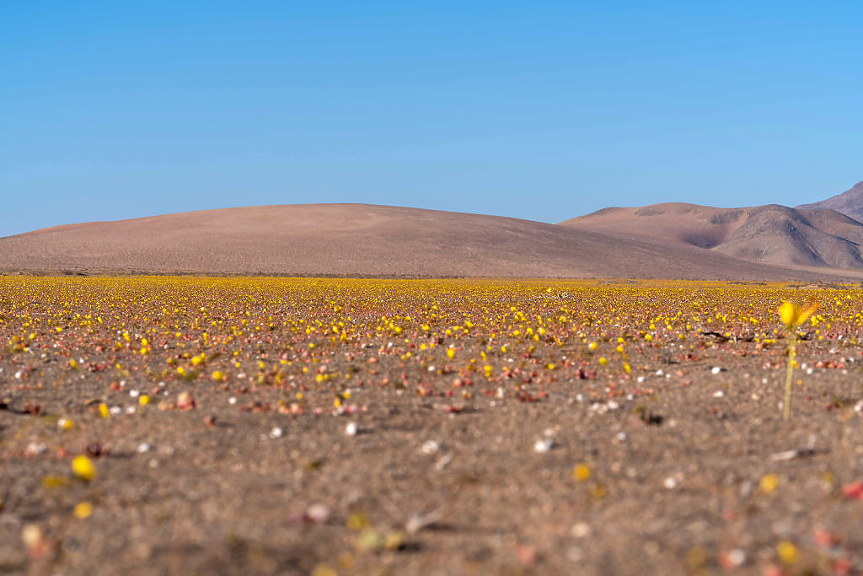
[561,202,863,270]
[798,181,863,223]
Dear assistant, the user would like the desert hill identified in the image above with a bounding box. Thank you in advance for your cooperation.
[0,203,841,281]
[798,181,863,223]
[562,203,863,269]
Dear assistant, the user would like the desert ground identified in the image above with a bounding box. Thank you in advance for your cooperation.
[2,277,863,576]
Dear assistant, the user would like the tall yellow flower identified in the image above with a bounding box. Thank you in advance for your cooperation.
[778,301,817,421]
[778,302,817,328]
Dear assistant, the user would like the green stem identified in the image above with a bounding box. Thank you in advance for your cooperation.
[784,333,796,421]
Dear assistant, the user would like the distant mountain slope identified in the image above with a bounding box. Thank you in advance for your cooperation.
[0,203,839,280]
[561,203,863,269]
[798,181,863,223]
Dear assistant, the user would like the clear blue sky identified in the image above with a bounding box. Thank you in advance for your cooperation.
[2,1,861,237]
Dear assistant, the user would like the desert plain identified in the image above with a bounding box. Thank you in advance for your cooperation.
[2,276,863,576]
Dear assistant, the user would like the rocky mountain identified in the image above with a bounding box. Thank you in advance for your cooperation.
[798,181,863,223]
[561,202,863,270]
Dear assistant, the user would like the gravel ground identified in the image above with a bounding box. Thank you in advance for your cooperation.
[2,279,863,575]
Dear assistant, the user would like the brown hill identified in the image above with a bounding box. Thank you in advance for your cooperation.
[0,203,843,280]
[798,181,863,223]
[562,203,863,270]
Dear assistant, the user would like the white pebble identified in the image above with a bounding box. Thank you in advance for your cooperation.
[307,504,330,523]
[24,442,47,456]
[421,440,440,454]
[345,422,358,436]
[663,477,678,489]
[534,438,554,453]
[228,397,237,405]
[711,366,722,374]
[269,427,283,439]
[137,442,152,453]
[713,390,725,398]
[571,522,591,538]
[725,548,746,567]
[109,406,122,415]
[434,452,453,471]
[616,432,628,442]
[129,389,139,398]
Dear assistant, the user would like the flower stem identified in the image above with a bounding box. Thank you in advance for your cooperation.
[784,333,796,421]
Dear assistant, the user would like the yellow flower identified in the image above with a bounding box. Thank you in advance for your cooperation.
[778,301,817,328]
[71,455,96,481]
[74,502,94,519]
[572,463,591,482]
[98,403,110,418]
[760,473,779,493]
[776,540,798,564]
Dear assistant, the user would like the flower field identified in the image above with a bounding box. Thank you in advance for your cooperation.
[2,277,863,575]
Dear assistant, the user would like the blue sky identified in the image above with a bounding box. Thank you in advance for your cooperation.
[2,1,861,237]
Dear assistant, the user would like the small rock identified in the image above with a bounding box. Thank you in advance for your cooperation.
[434,453,453,471]
[719,548,746,568]
[306,504,330,523]
[24,442,47,457]
[345,422,358,436]
[421,440,440,454]
[177,392,196,410]
[534,438,554,453]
